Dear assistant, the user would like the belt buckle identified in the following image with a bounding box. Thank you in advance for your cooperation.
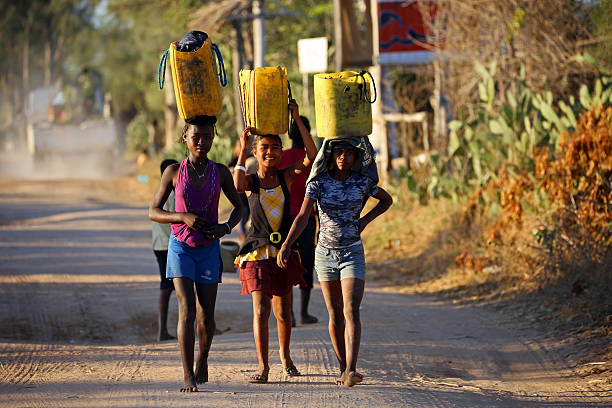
[269,232,281,244]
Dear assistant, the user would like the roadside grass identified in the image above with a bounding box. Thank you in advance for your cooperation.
[362,191,611,382]
[364,197,477,292]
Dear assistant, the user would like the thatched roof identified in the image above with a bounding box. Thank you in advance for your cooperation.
[188,0,250,36]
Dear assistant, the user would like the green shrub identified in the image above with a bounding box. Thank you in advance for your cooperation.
[126,113,150,153]
[407,53,611,203]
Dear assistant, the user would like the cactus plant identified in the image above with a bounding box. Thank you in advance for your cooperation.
[408,52,611,202]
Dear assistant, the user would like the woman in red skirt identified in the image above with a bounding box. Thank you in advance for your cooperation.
[233,100,317,383]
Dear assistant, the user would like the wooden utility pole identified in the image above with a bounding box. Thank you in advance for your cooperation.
[164,66,178,151]
[333,0,343,72]
[368,0,389,185]
[432,56,445,150]
[302,73,310,117]
[253,0,266,68]
[232,21,246,133]
[226,0,298,132]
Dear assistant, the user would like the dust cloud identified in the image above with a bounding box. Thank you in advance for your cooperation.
[0,150,127,181]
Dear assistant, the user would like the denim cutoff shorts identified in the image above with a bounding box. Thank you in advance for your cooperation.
[314,242,366,282]
[167,233,221,284]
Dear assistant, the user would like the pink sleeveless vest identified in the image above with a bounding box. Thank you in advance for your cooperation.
[171,158,220,247]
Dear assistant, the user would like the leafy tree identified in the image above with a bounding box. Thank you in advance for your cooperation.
[265,0,334,117]
[0,0,99,146]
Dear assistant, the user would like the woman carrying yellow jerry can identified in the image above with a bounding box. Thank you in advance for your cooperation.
[234,67,317,383]
[154,31,241,393]
[278,70,392,388]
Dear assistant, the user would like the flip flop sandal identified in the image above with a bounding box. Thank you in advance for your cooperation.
[300,314,318,324]
[284,364,301,376]
[248,372,268,384]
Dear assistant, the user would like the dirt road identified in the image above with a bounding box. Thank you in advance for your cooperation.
[0,177,609,407]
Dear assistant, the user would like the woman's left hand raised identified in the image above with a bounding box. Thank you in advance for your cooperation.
[240,126,254,153]
[288,99,299,120]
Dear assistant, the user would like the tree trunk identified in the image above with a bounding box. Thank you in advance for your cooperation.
[44,38,52,87]
[1,73,14,150]
[432,57,447,150]
[22,23,30,109]
[19,20,30,152]
[53,35,65,90]
[1,74,10,121]
[232,21,245,137]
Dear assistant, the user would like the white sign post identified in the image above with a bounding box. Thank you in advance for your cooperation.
[297,37,328,74]
[297,37,328,116]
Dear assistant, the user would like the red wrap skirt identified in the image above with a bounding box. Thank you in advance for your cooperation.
[238,251,307,297]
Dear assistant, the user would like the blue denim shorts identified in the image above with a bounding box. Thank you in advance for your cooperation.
[314,242,366,282]
[167,234,222,284]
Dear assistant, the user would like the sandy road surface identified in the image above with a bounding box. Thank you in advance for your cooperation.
[0,178,610,407]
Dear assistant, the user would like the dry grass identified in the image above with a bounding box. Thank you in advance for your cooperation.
[362,107,612,380]
[364,197,478,292]
[362,193,611,380]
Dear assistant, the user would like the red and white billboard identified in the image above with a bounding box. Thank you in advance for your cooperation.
[377,0,438,65]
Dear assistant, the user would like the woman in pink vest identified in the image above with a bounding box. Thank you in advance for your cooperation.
[149,116,243,392]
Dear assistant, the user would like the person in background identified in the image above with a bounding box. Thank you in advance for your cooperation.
[228,139,257,242]
[278,116,318,326]
[149,116,243,392]
[152,158,178,342]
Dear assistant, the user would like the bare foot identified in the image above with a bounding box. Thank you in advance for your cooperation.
[195,360,208,384]
[335,372,346,385]
[180,375,198,392]
[157,333,176,342]
[342,371,363,388]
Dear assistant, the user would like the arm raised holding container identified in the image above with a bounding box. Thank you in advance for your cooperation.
[232,99,317,384]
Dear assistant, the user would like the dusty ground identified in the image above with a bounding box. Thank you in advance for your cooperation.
[0,171,610,407]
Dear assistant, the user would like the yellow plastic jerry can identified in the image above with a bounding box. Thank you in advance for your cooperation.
[162,39,227,120]
[239,67,289,135]
[314,71,376,139]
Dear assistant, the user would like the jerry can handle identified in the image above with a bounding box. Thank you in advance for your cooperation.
[357,70,377,103]
[158,49,169,90]
[211,43,228,87]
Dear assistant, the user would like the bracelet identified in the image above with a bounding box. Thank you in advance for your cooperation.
[224,222,231,235]
[234,165,246,173]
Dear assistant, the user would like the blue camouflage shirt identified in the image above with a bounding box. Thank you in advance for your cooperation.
[305,172,379,248]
